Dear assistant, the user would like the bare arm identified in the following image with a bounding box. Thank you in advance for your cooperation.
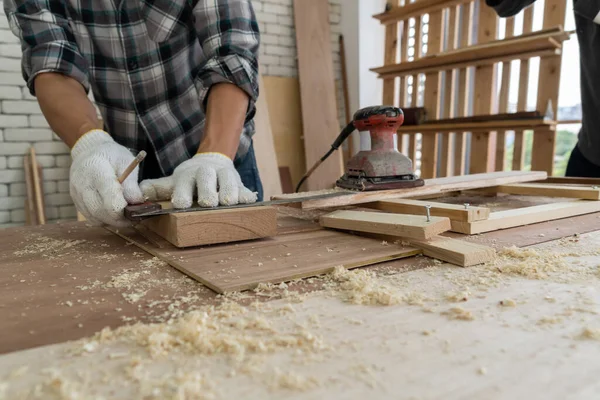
[34,72,101,148]
[197,82,250,160]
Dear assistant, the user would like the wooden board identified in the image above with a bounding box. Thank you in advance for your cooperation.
[319,210,451,240]
[364,198,490,222]
[408,236,496,267]
[373,0,470,24]
[253,75,282,199]
[114,228,422,293]
[397,118,554,133]
[293,0,344,190]
[263,76,306,189]
[273,171,548,209]
[142,206,278,248]
[451,200,600,234]
[482,183,600,200]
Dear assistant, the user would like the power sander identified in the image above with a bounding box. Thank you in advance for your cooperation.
[295,105,424,192]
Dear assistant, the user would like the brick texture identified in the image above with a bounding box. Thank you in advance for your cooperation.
[0,0,345,227]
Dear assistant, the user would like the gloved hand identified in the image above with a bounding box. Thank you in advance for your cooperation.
[140,152,257,208]
[70,130,144,227]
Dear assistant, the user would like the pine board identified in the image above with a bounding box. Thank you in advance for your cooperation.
[113,228,422,294]
[483,183,600,200]
[293,0,344,191]
[364,198,490,222]
[320,210,451,240]
[273,171,548,210]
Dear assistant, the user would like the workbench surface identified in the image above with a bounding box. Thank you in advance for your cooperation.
[1,213,600,399]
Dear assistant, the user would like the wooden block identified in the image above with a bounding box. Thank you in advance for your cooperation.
[143,206,278,248]
[364,199,490,222]
[408,236,496,267]
[482,183,600,200]
[451,201,600,235]
[319,210,451,240]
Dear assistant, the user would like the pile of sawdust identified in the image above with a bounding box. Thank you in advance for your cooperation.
[324,266,402,306]
[441,306,474,321]
[579,327,600,341]
[13,234,87,258]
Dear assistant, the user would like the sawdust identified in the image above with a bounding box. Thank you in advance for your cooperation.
[324,266,402,306]
[13,234,87,258]
[445,290,470,302]
[538,316,562,325]
[499,299,516,307]
[578,327,600,341]
[268,368,320,391]
[441,307,475,321]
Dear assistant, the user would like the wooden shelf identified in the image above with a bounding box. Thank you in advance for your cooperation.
[397,118,556,134]
[371,28,570,78]
[373,0,471,25]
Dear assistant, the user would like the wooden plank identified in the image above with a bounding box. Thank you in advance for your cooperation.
[451,200,600,234]
[482,183,600,200]
[115,228,421,293]
[274,170,547,209]
[253,75,283,199]
[339,34,353,161]
[364,198,490,222]
[469,3,499,173]
[440,6,458,177]
[531,0,568,174]
[408,236,496,266]
[263,76,306,189]
[29,147,45,224]
[454,1,474,176]
[513,6,534,171]
[428,111,542,125]
[143,206,278,248]
[398,118,554,133]
[421,10,444,179]
[496,17,515,172]
[382,0,399,106]
[374,0,471,24]
[293,0,344,190]
[372,30,568,77]
[23,154,37,226]
[537,177,600,185]
[320,209,451,240]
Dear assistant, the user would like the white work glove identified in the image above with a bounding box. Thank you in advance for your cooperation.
[140,152,257,208]
[70,130,144,227]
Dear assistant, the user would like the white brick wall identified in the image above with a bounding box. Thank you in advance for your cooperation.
[0,0,345,228]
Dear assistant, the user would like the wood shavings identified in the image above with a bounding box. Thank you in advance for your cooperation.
[478,367,487,375]
[538,316,562,325]
[267,368,320,391]
[499,299,516,307]
[325,266,402,306]
[578,327,600,341]
[441,307,474,321]
[13,234,87,258]
[445,290,470,302]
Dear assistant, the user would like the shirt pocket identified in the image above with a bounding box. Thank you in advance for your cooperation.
[139,0,193,43]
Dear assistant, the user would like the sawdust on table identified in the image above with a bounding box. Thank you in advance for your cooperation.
[579,327,600,341]
[13,234,87,258]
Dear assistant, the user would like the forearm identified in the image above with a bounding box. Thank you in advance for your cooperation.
[198,82,250,160]
[34,72,101,148]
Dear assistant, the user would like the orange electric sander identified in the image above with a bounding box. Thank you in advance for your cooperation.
[295,105,424,192]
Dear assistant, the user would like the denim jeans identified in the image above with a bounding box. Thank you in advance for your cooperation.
[233,141,264,201]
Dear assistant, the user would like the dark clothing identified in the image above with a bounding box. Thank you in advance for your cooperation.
[486,0,600,175]
[566,143,600,176]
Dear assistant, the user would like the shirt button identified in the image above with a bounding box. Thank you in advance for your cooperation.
[128,61,138,70]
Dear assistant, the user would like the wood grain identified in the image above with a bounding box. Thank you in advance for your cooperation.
[481,183,600,200]
[364,198,490,222]
[142,206,278,248]
[408,236,496,267]
[320,210,451,240]
[115,228,422,293]
[293,0,344,190]
[451,200,600,234]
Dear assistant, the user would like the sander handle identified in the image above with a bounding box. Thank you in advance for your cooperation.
[294,121,355,193]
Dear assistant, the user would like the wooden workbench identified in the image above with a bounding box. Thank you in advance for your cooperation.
[1,196,600,398]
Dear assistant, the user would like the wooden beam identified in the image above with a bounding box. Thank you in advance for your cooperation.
[382,0,399,106]
[364,198,490,222]
[536,177,600,185]
[398,118,554,133]
[408,236,496,267]
[143,206,278,248]
[274,170,548,209]
[451,200,600,234]
[496,17,515,172]
[319,210,451,240]
[440,6,459,177]
[374,0,473,25]
[293,0,344,190]
[481,183,600,200]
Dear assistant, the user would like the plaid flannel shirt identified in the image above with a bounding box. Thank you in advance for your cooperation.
[4,0,260,177]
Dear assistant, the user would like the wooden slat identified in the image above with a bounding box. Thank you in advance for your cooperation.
[273,170,548,209]
[339,34,353,161]
[440,6,458,177]
[408,17,423,166]
[320,209,451,241]
[536,177,600,185]
[531,0,568,175]
[374,0,472,25]
[482,183,600,200]
[420,10,444,179]
[23,154,38,226]
[454,1,474,176]
[408,236,496,266]
[513,5,534,171]
[469,3,499,173]
[293,0,344,190]
[398,118,554,133]
[496,17,515,172]
[451,201,600,235]
[382,1,399,105]
[364,198,490,221]
[371,29,568,77]
[254,75,283,199]
[143,206,278,248]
